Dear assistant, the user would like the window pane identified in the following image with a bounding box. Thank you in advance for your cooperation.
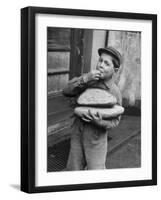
[47,28,71,50]
[48,74,69,94]
[48,52,70,73]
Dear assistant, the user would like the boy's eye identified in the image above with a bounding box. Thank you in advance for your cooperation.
[104,61,109,66]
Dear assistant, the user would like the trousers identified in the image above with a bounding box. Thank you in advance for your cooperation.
[66,118,108,170]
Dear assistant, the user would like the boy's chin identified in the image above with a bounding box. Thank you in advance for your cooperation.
[101,75,112,81]
[99,76,104,80]
[99,74,107,79]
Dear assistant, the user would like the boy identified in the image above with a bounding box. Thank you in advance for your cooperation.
[63,46,122,170]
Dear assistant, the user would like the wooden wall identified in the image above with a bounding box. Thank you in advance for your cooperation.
[107,31,141,109]
[47,28,71,95]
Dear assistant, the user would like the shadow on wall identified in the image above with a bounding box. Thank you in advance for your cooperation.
[123,99,141,116]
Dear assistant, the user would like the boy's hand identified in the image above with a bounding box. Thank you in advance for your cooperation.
[83,70,101,83]
[81,110,121,129]
[81,110,103,126]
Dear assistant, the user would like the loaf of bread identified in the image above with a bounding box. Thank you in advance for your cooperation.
[74,105,124,119]
[77,88,117,107]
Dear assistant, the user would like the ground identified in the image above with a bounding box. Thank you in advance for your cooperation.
[48,115,141,172]
[106,134,141,169]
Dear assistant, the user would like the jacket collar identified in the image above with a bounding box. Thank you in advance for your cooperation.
[89,79,114,90]
[101,79,114,90]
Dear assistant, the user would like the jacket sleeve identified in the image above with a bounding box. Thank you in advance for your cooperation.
[62,74,89,97]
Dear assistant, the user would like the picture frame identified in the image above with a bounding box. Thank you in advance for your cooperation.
[21,6,157,193]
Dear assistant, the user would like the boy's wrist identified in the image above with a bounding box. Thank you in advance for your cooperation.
[78,74,89,87]
[82,73,90,83]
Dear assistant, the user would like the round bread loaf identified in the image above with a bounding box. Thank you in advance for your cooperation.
[77,88,117,107]
[74,105,124,119]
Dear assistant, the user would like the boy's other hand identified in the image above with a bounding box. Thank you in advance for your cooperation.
[84,70,101,83]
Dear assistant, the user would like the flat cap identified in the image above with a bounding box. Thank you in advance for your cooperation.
[98,46,122,67]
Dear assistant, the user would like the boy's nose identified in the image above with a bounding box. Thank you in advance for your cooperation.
[99,63,104,68]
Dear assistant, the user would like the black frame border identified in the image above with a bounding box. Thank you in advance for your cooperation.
[21,6,157,193]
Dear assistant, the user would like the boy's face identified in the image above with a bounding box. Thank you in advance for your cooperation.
[96,53,116,80]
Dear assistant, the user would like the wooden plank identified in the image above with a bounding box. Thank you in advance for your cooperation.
[48,93,74,114]
[48,126,72,147]
[48,70,70,76]
[48,108,73,126]
[47,74,69,93]
[47,52,70,73]
[47,27,71,50]
[48,117,74,136]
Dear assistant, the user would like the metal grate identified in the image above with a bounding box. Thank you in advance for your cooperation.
[48,139,70,172]
[47,137,112,172]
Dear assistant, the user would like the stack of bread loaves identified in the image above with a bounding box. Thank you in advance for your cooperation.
[74,88,124,119]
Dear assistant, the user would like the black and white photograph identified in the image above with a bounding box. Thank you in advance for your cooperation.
[21,7,157,193]
[47,27,141,172]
